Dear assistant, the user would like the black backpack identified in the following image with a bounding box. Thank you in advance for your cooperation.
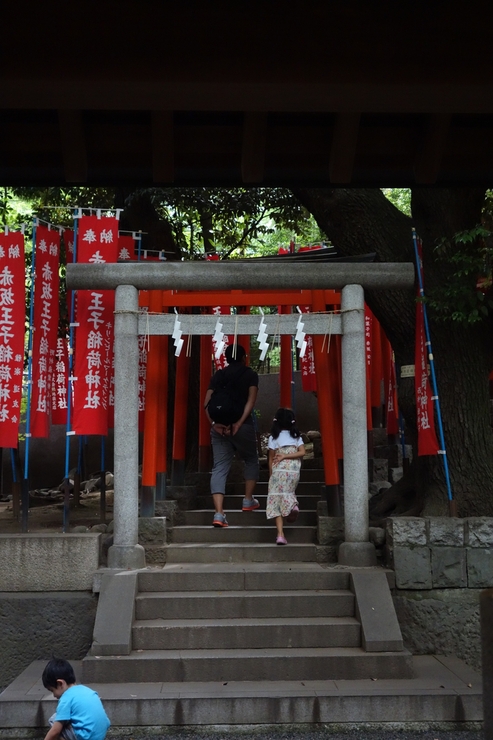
[207,365,249,425]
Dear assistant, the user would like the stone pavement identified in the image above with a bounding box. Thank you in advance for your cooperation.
[0,654,482,732]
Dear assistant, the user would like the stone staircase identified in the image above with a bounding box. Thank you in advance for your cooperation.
[82,562,411,684]
[165,473,321,563]
[82,463,412,685]
[2,460,482,729]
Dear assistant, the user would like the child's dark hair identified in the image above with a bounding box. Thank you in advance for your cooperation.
[42,658,76,689]
[271,408,300,439]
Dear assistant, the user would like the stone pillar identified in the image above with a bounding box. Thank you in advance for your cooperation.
[108,285,146,569]
[338,284,376,567]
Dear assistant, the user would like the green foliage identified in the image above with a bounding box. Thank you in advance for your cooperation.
[381,188,411,216]
[427,225,493,324]
[139,187,325,258]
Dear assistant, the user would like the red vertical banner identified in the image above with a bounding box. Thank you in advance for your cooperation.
[30,226,60,437]
[415,298,439,455]
[106,235,137,428]
[51,337,69,425]
[72,216,118,436]
[414,236,439,455]
[364,305,373,430]
[212,305,230,370]
[137,330,148,432]
[0,231,25,447]
[299,306,317,392]
[117,234,135,261]
[386,345,399,435]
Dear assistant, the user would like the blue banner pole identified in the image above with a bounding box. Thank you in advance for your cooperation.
[412,228,454,513]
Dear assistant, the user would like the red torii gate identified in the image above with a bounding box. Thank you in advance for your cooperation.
[138,287,391,516]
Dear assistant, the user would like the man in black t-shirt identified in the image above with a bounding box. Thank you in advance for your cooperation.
[204,344,260,527]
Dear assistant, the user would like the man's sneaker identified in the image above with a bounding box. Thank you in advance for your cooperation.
[242,497,260,511]
[213,513,229,527]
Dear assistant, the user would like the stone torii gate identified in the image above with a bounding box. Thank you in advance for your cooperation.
[66,261,415,570]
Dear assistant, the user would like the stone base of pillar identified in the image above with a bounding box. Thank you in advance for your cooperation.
[338,541,377,567]
[156,472,167,501]
[171,459,185,486]
[140,486,155,517]
[108,544,146,569]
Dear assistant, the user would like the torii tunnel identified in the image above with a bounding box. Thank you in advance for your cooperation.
[66,260,415,570]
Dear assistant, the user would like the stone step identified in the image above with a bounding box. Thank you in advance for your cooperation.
[169,525,316,544]
[226,480,324,493]
[137,563,351,592]
[132,616,361,650]
[82,647,413,683]
[165,543,318,563]
[135,589,354,620]
[181,509,317,526]
[216,493,321,509]
[4,658,482,728]
[259,469,325,482]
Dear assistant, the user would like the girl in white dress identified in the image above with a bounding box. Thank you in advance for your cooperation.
[267,408,305,545]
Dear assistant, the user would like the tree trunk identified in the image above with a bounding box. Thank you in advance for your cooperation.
[119,190,182,260]
[292,187,493,516]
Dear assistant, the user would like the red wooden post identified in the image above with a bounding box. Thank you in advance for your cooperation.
[279,306,292,408]
[312,291,340,514]
[199,334,212,472]
[371,315,383,427]
[331,331,344,477]
[141,290,162,515]
[171,342,190,485]
[237,304,251,364]
[155,325,169,500]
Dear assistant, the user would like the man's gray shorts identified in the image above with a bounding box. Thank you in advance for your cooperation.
[210,423,259,494]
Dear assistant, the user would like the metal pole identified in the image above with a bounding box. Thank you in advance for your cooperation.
[412,228,454,514]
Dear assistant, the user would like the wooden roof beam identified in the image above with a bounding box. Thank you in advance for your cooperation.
[414,113,451,184]
[58,110,87,183]
[152,111,174,183]
[241,112,267,183]
[329,113,361,184]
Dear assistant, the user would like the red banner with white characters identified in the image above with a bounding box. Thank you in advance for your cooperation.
[0,232,25,447]
[414,236,439,455]
[51,337,69,425]
[30,226,60,437]
[364,305,373,430]
[299,306,317,391]
[212,305,230,370]
[72,216,118,436]
[415,297,439,455]
[137,330,147,431]
[386,347,399,435]
[117,234,135,261]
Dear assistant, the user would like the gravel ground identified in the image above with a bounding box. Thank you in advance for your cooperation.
[107,727,484,740]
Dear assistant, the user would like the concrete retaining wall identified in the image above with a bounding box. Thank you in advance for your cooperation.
[0,592,97,692]
[386,516,491,671]
[386,516,493,590]
[393,588,481,670]
[0,534,101,591]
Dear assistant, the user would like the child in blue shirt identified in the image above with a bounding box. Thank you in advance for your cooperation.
[42,658,110,740]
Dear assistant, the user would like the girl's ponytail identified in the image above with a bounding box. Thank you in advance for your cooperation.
[270,407,300,439]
